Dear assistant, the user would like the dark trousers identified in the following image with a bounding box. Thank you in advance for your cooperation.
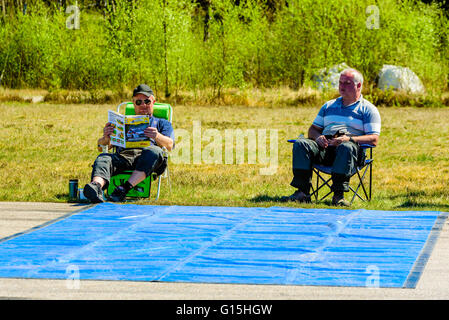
[91,145,167,189]
[290,138,364,194]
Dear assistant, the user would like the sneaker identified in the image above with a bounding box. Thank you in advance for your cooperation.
[108,185,127,202]
[83,182,104,203]
[332,193,350,207]
[281,190,311,203]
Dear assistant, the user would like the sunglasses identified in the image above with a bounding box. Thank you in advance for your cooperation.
[135,99,152,106]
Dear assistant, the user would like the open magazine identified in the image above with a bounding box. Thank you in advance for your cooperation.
[108,110,151,148]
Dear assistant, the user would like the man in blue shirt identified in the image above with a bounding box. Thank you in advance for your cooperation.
[284,69,381,206]
[83,84,175,203]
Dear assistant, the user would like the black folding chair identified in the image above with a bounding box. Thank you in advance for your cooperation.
[288,139,375,205]
[310,144,374,204]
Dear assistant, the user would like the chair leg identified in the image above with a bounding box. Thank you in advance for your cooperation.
[166,167,171,194]
[310,170,319,202]
[154,165,171,201]
[310,173,318,203]
[156,175,162,200]
[369,161,373,201]
[349,185,365,204]
[313,165,373,205]
[311,146,374,205]
[349,164,372,204]
[317,173,333,201]
[358,168,370,200]
[312,169,333,202]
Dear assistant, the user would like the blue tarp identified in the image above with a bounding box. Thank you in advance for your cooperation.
[0,203,445,288]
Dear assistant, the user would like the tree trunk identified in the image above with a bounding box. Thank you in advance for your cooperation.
[163,0,170,98]
[1,0,6,19]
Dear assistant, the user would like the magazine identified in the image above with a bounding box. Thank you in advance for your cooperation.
[108,110,151,148]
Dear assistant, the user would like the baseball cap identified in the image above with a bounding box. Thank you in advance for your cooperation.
[133,84,154,97]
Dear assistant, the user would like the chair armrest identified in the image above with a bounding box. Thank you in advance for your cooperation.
[289,138,375,148]
[288,139,375,153]
[162,146,169,157]
[359,144,376,149]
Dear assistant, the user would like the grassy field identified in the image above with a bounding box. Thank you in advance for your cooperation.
[0,100,448,212]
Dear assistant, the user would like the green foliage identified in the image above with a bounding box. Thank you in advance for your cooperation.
[0,0,448,95]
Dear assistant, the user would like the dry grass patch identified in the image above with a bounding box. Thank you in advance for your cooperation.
[0,101,448,211]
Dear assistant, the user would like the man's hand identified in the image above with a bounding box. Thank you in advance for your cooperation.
[328,135,350,147]
[144,126,159,140]
[315,135,329,148]
[103,122,114,138]
[98,122,114,151]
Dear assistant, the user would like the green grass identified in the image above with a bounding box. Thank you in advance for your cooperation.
[0,101,448,212]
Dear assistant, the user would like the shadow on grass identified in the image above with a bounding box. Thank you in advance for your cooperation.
[249,194,285,203]
[395,200,449,210]
[56,193,146,205]
[249,194,333,206]
[387,190,449,210]
[55,193,69,201]
[388,190,428,199]
[55,193,92,205]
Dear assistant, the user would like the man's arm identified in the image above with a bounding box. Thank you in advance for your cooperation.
[97,122,113,152]
[155,132,174,151]
[349,134,379,146]
[308,124,379,147]
[308,124,329,148]
[144,127,174,151]
[308,124,323,140]
[328,133,379,147]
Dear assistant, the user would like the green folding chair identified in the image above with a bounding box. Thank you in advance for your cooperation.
[107,101,173,200]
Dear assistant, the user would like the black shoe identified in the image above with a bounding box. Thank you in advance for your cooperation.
[109,185,127,202]
[83,182,104,203]
[332,192,350,207]
[281,190,311,203]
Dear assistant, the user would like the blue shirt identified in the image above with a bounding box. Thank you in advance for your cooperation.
[312,96,381,137]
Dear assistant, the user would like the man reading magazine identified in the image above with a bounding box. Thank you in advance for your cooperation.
[83,84,175,203]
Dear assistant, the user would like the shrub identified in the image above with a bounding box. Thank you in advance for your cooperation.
[0,0,447,95]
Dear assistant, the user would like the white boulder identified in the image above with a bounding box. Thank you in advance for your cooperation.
[312,63,350,90]
[377,64,425,93]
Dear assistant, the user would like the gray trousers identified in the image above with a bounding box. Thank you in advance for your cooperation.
[91,145,167,189]
[290,138,364,193]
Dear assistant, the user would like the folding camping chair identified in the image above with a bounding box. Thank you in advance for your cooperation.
[287,138,375,205]
[106,101,173,201]
[310,144,375,205]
